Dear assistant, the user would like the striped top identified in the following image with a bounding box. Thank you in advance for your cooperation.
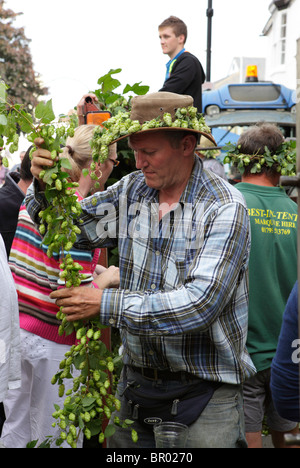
[9,199,100,345]
[26,157,256,383]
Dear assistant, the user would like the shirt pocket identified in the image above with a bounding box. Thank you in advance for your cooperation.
[162,244,187,288]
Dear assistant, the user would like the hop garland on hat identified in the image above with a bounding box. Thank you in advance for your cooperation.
[90,106,211,164]
[223,139,296,176]
[199,148,220,160]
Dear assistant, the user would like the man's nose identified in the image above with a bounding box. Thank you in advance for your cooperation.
[135,152,147,169]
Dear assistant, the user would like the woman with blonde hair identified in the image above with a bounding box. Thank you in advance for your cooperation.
[0,125,119,448]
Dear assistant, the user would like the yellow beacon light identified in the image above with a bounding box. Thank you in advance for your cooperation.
[245,65,258,82]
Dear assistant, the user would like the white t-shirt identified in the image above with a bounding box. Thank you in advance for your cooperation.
[0,235,21,401]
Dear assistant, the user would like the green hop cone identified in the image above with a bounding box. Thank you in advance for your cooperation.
[163,113,172,126]
[69,424,77,438]
[29,147,35,160]
[59,420,67,429]
[107,361,114,372]
[55,179,62,191]
[64,241,73,251]
[9,144,18,153]
[93,330,101,340]
[188,106,197,118]
[41,127,48,138]
[86,328,94,339]
[51,374,58,385]
[131,429,138,443]
[48,125,55,137]
[67,126,75,137]
[114,399,121,412]
[191,118,200,130]
[76,327,86,340]
[39,224,46,235]
[59,359,66,369]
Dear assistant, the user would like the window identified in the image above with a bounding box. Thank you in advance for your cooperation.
[280,13,287,65]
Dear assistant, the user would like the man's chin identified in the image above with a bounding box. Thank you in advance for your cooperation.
[145,181,157,189]
[144,176,159,190]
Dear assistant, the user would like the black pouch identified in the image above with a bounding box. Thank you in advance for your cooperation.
[123,379,221,430]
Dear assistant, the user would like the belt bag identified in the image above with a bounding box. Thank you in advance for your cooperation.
[123,379,221,430]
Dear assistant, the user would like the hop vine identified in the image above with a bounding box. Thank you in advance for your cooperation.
[223,140,297,176]
[0,79,136,447]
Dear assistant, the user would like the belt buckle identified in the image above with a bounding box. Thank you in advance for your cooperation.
[142,367,158,380]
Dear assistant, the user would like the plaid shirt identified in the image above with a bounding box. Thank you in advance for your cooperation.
[26,157,256,384]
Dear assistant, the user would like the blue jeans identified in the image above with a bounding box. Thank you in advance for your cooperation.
[108,367,247,448]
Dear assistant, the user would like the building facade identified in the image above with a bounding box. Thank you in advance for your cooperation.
[263,0,300,88]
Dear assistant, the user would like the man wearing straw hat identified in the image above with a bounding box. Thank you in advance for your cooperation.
[27,92,255,448]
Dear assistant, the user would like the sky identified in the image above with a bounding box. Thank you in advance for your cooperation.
[5,0,271,117]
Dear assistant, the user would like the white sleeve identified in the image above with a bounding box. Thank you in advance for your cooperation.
[0,235,21,401]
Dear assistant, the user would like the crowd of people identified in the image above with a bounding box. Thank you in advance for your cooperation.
[0,15,299,449]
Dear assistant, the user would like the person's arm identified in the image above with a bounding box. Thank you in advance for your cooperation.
[76,93,99,126]
[51,201,250,335]
[271,282,300,422]
[93,266,120,289]
[0,235,21,398]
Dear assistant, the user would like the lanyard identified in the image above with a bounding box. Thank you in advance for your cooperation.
[165,49,185,80]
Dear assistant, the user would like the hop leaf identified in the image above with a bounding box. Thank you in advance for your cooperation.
[35,99,55,124]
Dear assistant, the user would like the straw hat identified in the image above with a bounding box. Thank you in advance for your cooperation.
[196,135,219,151]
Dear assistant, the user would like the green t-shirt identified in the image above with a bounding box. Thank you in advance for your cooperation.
[236,183,297,372]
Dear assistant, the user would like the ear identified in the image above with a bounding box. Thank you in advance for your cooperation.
[178,34,185,46]
[94,161,103,177]
[182,134,197,155]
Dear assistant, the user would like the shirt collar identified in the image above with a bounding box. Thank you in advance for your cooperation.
[165,48,186,78]
[180,156,203,203]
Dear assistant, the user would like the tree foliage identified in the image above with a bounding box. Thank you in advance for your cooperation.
[0,0,48,113]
